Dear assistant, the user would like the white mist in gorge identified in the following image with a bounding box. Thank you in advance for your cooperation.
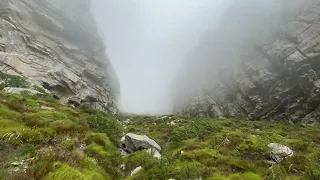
[91,0,230,114]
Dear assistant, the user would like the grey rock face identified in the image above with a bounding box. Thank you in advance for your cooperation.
[173,0,320,124]
[0,0,119,113]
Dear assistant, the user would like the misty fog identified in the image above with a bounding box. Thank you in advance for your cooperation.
[91,0,230,114]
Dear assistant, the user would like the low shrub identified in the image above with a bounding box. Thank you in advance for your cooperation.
[0,105,21,120]
[0,72,29,89]
[86,112,123,145]
[50,120,76,133]
[20,129,45,144]
[20,143,36,158]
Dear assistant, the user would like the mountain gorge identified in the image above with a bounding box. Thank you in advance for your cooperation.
[172,0,320,124]
[1,0,320,179]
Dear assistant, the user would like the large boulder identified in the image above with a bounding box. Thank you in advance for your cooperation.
[268,143,294,162]
[120,133,161,153]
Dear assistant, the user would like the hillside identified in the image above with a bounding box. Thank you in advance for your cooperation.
[0,73,320,180]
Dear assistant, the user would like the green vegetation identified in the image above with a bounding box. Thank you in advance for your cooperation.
[0,72,320,179]
[0,72,29,90]
[122,116,320,180]
[0,85,123,179]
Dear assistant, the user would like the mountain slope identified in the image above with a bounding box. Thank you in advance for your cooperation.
[0,0,119,113]
[172,0,320,124]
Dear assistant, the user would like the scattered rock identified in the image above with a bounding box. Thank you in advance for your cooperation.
[268,143,294,162]
[48,136,56,145]
[41,106,54,110]
[3,87,43,96]
[167,121,177,125]
[9,158,35,173]
[124,119,131,124]
[130,166,143,176]
[75,142,86,150]
[223,138,231,145]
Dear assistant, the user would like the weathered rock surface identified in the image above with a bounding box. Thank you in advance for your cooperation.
[172,0,320,124]
[120,133,161,153]
[268,143,294,163]
[0,0,119,113]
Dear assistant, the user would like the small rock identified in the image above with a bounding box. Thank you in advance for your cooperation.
[223,138,231,145]
[146,148,161,159]
[268,143,294,162]
[131,166,143,176]
[168,121,176,125]
[11,162,20,167]
[119,163,125,170]
[76,142,86,150]
[41,106,54,110]
[120,149,129,157]
[125,119,131,124]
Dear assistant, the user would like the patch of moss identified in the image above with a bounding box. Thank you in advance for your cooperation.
[0,105,21,120]
[0,119,28,135]
[44,162,102,180]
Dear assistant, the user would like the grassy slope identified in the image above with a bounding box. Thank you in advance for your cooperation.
[0,73,319,179]
[123,116,320,180]
[0,91,123,180]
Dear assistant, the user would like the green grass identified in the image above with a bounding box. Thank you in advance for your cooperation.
[44,161,111,180]
[0,89,123,179]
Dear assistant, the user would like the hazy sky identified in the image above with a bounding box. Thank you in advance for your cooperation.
[91,0,230,114]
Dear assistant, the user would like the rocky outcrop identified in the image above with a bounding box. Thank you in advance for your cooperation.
[0,0,119,113]
[172,0,320,124]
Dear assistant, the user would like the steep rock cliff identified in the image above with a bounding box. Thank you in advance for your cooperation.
[0,0,119,113]
[172,0,320,124]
